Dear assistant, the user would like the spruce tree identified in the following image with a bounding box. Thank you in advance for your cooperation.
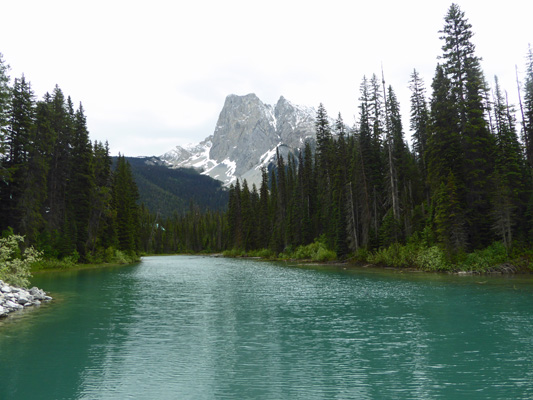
[18,97,55,244]
[523,45,533,172]
[240,179,254,250]
[1,75,35,231]
[258,167,271,248]
[112,156,140,253]
[491,76,528,246]
[69,103,94,259]
[0,53,10,162]
[46,86,73,233]
[438,4,496,248]
[408,69,430,182]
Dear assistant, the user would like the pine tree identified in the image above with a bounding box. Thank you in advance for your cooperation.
[300,142,315,244]
[240,179,254,250]
[88,141,115,253]
[491,76,528,246]
[434,173,467,254]
[17,96,55,244]
[258,167,271,248]
[69,103,94,259]
[523,45,533,172]
[315,104,336,245]
[46,86,73,233]
[438,4,496,248]
[427,65,462,192]
[1,75,35,231]
[408,69,430,182]
[332,114,349,258]
[112,155,140,253]
[227,180,242,249]
[355,76,384,247]
[0,53,10,163]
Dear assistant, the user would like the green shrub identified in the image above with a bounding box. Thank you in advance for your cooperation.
[222,248,244,257]
[353,247,369,262]
[292,238,337,262]
[458,242,508,272]
[366,242,451,271]
[247,248,275,259]
[0,234,42,287]
[415,246,450,271]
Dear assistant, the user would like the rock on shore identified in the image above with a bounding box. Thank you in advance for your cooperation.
[0,280,52,318]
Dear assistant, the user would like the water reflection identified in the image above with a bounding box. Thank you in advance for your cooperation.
[1,257,533,399]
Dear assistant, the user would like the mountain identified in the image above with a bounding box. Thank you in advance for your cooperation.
[120,157,228,218]
[161,94,317,187]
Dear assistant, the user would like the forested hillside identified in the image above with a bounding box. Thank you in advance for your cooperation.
[214,4,533,270]
[0,67,143,263]
[122,157,228,218]
[1,4,533,272]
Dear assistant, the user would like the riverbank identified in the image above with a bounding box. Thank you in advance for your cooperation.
[0,280,52,318]
[221,246,533,276]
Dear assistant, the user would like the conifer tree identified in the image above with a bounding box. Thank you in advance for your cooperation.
[434,173,467,254]
[427,65,462,192]
[491,76,528,246]
[258,167,271,248]
[300,142,315,244]
[408,69,430,182]
[0,53,10,163]
[240,179,254,250]
[46,86,73,233]
[69,103,94,258]
[17,97,54,244]
[112,155,140,253]
[523,45,533,172]
[438,4,496,248]
[87,141,114,253]
[1,75,35,231]
[227,180,242,249]
[332,114,349,258]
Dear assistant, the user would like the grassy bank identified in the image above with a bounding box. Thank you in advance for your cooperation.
[31,248,141,273]
[364,241,533,274]
[222,239,533,274]
[223,238,337,263]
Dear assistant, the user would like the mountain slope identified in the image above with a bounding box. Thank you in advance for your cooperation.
[161,94,317,187]
[121,157,228,217]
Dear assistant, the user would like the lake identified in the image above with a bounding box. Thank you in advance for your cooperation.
[1,255,533,399]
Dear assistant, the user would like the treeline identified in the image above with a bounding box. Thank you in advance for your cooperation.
[0,61,142,263]
[2,4,533,272]
[125,157,228,218]
[221,4,533,268]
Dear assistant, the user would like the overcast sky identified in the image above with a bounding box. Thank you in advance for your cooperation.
[2,0,531,156]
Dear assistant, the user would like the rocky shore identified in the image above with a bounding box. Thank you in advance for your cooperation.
[0,280,52,318]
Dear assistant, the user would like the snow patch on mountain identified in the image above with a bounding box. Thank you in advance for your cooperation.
[161,94,317,187]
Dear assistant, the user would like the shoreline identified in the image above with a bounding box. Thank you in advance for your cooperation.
[219,254,533,276]
[0,280,52,318]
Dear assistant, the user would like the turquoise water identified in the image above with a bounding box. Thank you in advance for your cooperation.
[1,256,533,399]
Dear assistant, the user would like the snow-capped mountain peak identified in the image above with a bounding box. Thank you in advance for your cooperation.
[161,94,316,187]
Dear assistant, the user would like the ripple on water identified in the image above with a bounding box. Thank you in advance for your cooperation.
[2,256,533,400]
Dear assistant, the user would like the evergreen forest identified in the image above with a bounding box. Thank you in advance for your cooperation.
[2,4,533,275]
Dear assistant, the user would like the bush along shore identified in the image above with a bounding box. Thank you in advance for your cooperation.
[0,280,52,318]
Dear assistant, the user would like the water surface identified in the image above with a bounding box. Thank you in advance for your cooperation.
[1,256,532,399]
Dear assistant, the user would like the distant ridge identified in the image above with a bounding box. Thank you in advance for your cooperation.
[117,156,228,217]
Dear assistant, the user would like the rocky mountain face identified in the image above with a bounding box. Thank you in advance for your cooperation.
[160,93,316,187]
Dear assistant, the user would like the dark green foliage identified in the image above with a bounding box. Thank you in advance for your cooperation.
[0,53,11,164]
[123,157,228,218]
[113,156,140,253]
[409,69,430,176]
[1,4,532,268]
[523,45,533,172]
